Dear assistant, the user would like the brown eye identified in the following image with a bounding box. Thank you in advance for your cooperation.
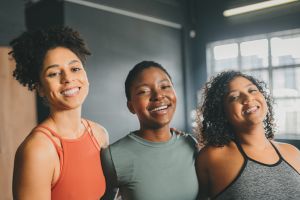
[136,89,150,95]
[71,67,81,72]
[249,89,258,93]
[47,72,61,78]
[161,85,171,90]
[228,95,239,102]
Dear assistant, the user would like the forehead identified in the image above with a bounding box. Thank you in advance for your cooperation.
[228,76,254,89]
[133,67,170,82]
[43,47,79,63]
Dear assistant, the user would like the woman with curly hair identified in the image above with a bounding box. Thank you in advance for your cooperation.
[195,70,300,200]
[10,26,108,200]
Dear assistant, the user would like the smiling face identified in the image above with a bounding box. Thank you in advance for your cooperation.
[38,47,89,111]
[224,76,268,132]
[127,67,177,130]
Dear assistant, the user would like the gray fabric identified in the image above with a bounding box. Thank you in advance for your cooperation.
[101,131,199,200]
[215,142,300,200]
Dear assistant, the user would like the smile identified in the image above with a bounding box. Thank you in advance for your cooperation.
[149,105,168,112]
[61,87,80,96]
[243,106,259,115]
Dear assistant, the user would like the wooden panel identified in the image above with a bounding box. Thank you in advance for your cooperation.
[0,47,37,200]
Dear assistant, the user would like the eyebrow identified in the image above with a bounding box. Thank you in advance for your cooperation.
[133,78,171,89]
[227,83,255,94]
[44,59,80,71]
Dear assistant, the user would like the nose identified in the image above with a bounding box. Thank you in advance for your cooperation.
[150,90,165,101]
[61,71,74,84]
[241,93,252,104]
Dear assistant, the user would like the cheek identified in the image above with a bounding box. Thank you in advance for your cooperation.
[81,73,89,84]
[225,103,241,121]
[172,94,177,104]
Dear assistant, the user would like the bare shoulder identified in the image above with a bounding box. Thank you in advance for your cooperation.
[196,141,242,177]
[197,143,235,163]
[273,141,300,172]
[196,143,237,199]
[274,141,300,157]
[13,129,55,199]
[17,129,57,160]
[85,119,109,148]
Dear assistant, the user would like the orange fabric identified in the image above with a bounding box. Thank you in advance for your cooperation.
[38,124,106,200]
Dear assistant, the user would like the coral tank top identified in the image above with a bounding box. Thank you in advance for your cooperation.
[37,120,106,200]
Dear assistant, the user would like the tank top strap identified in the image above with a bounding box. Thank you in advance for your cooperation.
[269,140,283,159]
[84,119,101,151]
[234,140,248,160]
[38,125,63,139]
[34,126,64,179]
[35,126,63,151]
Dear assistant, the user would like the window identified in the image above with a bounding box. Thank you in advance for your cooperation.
[206,29,300,139]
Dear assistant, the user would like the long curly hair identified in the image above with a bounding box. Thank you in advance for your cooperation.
[9,26,91,91]
[195,70,275,147]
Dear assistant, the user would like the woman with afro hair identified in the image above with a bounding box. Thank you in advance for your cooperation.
[195,70,300,200]
[10,26,108,200]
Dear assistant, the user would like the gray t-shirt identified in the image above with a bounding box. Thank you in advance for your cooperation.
[101,131,199,200]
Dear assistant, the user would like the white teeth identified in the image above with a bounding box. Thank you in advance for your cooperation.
[244,106,258,114]
[61,88,79,96]
[150,105,168,112]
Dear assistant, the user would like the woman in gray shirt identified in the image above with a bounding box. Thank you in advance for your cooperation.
[101,61,199,200]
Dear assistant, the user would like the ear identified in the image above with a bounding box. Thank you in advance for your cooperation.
[127,101,136,114]
[36,84,45,97]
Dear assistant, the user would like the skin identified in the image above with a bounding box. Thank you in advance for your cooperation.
[196,76,300,200]
[13,47,109,200]
[127,67,177,142]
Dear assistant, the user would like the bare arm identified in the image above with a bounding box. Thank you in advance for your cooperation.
[13,132,56,200]
[195,150,210,200]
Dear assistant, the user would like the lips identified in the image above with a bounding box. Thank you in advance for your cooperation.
[149,105,169,113]
[61,87,80,97]
[243,105,259,115]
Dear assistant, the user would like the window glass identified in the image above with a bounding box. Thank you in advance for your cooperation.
[271,35,300,66]
[274,99,300,136]
[213,43,238,72]
[273,68,300,97]
[240,39,268,69]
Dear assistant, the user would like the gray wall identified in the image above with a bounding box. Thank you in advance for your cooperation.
[0,0,25,46]
[64,0,186,143]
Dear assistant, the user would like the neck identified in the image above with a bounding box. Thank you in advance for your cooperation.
[137,125,171,142]
[46,106,84,139]
[235,125,270,149]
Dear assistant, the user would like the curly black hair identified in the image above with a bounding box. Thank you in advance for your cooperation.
[125,60,172,101]
[195,70,275,147]
[9,26,91,90]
